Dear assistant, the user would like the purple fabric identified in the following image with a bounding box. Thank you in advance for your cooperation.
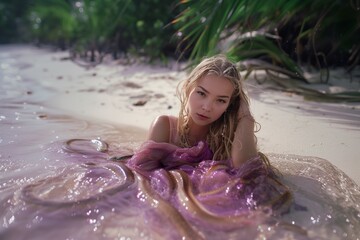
[127,141,290,215]
[127,140,213,171]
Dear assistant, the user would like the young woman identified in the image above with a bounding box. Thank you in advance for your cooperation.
[127,55,291,220]
[147,55,259,168]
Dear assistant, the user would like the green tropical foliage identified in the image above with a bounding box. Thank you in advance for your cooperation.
[173,0,360,101]
[24,0,178,61]
[0,0,359,101]
[28,0,75,49]
[175,0,360,68]
[70,0,132,62]
[0,0,33,43]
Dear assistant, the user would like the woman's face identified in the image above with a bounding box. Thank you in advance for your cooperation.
[188,74,234,127]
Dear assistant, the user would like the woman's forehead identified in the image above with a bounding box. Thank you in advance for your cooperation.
[196,75,234,96]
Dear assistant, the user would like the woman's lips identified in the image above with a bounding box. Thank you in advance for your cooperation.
[197,113,210,120]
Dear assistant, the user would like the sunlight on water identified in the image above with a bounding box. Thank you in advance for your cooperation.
[0,48,359,240]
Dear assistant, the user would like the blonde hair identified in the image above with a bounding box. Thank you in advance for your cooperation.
[177,55,252,160]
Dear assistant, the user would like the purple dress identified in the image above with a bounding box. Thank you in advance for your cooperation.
[127,140,292,217]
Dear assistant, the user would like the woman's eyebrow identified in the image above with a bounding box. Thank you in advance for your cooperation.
[198,86,230,98]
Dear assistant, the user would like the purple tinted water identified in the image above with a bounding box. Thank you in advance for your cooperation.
[0,46,359,240]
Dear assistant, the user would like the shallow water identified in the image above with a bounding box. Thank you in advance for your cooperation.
[1,46,360,240]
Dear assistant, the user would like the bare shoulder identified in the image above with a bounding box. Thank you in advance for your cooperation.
[147,115,171,143]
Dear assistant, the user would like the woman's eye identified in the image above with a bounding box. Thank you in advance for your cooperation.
[217,99,227,104]
[197,91,205,96]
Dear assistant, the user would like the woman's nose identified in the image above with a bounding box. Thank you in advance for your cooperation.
[202,100,212,112]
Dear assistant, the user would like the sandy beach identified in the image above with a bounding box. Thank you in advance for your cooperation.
[2,45,360,185]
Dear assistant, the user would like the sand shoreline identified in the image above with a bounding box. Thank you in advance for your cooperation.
[1,44,359,184]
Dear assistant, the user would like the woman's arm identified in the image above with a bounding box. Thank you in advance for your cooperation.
[231,101,258,168]
[231,117,258,168]
[147,115,171,143]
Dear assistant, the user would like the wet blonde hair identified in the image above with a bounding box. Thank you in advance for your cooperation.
[177,55,252,160]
